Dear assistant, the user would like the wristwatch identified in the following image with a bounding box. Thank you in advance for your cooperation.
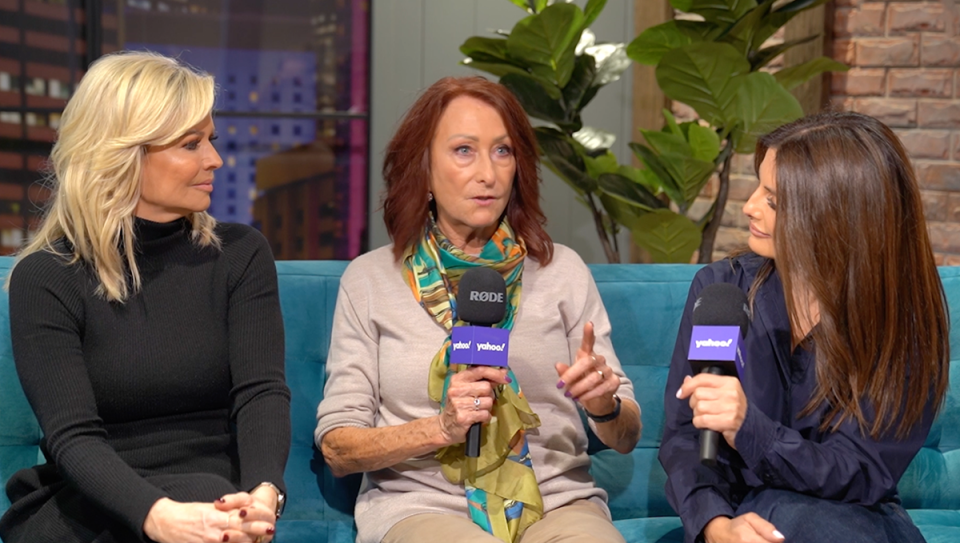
[253,481,286,519]
[584,394,622,423]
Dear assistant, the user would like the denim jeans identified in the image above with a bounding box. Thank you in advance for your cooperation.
[736,488,926,543]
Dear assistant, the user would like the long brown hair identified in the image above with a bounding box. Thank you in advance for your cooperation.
[381,76,552,264]
[754,111,949,439]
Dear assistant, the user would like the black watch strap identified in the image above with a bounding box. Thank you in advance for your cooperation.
[584,394,621,423]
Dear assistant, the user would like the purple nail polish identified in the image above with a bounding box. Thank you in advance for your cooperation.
[222,535,230,543]
[239,509,247,518]
[506,376,513,383]
[564,391,572,398]
[556,380,565,389]
[573,397,579,402]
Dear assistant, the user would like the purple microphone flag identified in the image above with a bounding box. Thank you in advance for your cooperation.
[450,326,510,367]
[688,325,746,376]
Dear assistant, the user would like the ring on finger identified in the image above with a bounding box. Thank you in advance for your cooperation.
[473,396,481,411]
[597,369,604,379]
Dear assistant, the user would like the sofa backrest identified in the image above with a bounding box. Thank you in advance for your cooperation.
[1,259,959,522]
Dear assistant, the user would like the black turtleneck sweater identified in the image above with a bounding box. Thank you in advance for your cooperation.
[6,218,290,537]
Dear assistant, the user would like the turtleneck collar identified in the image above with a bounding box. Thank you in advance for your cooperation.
[133,216,191,248]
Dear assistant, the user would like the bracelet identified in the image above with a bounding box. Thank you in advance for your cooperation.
[252,481,286,519]
[584,394,621,423]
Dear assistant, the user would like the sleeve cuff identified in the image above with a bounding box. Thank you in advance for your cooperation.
[684,489,736,543]
[735,401,778,477]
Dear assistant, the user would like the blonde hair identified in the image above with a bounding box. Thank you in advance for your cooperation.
[14,50,220,302]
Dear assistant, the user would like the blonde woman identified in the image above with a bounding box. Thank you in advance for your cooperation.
[0,52,289,543]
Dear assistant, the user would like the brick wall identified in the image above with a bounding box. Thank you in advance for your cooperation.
[693,2,960,264]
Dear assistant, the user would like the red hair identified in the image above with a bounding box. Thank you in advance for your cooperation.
[382,76,553,264]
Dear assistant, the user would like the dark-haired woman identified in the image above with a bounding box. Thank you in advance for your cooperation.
[314,76,642,543]
[662,111,949,543]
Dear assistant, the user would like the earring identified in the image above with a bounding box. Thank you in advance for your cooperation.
[428,191,434,202]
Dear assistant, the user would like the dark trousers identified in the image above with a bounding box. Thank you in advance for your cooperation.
[736,488,926,543]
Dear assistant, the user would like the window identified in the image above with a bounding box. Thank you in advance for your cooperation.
[25,78,45,96]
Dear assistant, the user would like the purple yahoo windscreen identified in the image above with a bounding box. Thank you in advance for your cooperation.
[451,326,510,367]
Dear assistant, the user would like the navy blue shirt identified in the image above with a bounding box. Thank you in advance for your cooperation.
[660,253,935,543]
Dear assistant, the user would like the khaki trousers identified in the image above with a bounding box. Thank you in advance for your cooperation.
[381,499,627,543]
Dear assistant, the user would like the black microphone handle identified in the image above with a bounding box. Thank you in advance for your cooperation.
[466,422,482,457]
[699,365,725,467]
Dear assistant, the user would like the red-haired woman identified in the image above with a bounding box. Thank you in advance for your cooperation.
[662,112,949,543]
[315,76,641,543]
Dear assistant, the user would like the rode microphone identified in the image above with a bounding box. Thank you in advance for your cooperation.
[687,283,749,467]
[452,267,508,458]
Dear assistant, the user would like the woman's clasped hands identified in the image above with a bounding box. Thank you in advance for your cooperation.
[143,489,277,543]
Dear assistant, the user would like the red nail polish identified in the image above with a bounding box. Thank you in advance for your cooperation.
[217,498,226,503]
[222,535,229,542]
[239,509,247,518]
[266,527,276,534]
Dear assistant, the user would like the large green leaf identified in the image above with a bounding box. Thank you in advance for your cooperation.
[641,129,693,158]
[731,72,804,154]
[775,56,849,91]
[583,0,607,29]
[640,130,716,207]
[670,0,693,10]
[656,43,750,126]
[597,173,666,211]
[618,164,664,194]
[687,124,721,162]
[583,150,619,179]
[460,37,511,62]
[500,73,568,128]
[627,21,697,66]
[750,34,819,70]
[720,0,776,56]
[507,3,584,87]
[629,143,684,205]
[631,209,702,263]
[753,0,830,50]
[599,193,645,231]
[562,54,597,114]
[686,0,758,26]
[536,127,596,193]
[462,60,529,80]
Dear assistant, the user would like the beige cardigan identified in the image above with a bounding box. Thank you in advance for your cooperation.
[315,244,637,543]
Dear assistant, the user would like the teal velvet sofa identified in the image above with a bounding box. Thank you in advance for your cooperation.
[2,258,960,542]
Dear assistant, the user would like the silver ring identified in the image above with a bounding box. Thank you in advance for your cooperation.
[473,396,481,410]
[597,369,604,379]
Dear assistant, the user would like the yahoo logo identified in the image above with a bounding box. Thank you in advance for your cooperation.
[476,342,505,352]
[452,340,471,350]
[469,291,505,303]
[695,339,734,348]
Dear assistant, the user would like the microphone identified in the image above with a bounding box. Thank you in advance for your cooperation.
[687,283,749,467]
[452,267,508,458]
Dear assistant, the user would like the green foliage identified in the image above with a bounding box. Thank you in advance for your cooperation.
[624,0,844,262]
[460,0,844,263]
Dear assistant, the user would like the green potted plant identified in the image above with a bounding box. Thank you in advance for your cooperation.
[460,0,846,263]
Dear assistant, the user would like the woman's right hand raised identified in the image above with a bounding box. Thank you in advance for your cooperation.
[437,366,511,446]
[144,497,273,543]
[703,514,784,543]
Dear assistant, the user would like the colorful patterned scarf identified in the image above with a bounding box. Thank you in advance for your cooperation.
[402,218,543,542]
